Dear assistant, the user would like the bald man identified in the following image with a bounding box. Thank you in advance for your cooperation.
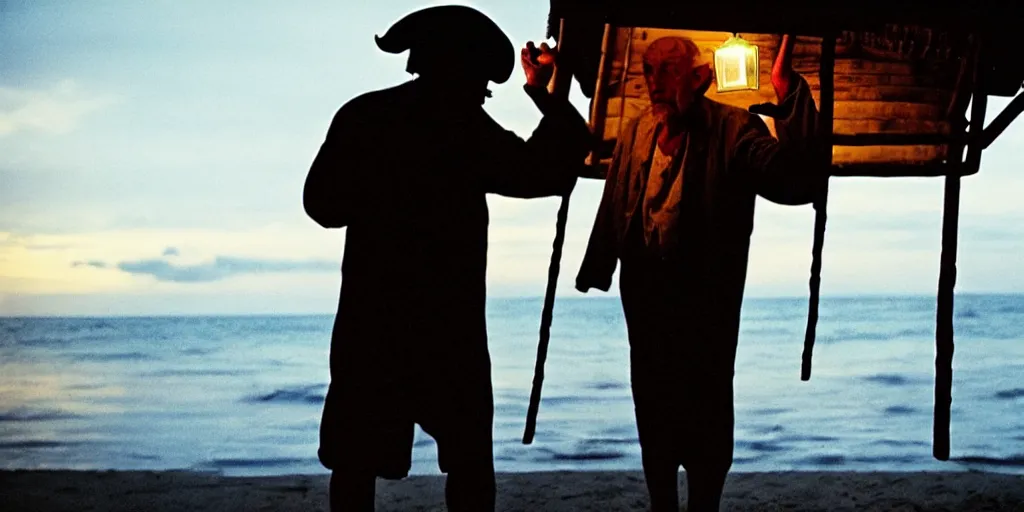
[575,36,821,511]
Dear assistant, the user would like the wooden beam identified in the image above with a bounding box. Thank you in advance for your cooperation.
[829,163,962,178]
[548,23,573,98]
[580,161,976,180]
[585,24,615,171]
[979,90,1024,150]
[832,145,948,167]
[615,29,634,146]
[559,3,1002,37]
[963,50,990,175]
[832,134,963,147]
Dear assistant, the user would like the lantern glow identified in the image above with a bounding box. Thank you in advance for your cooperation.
[714,35,759,92]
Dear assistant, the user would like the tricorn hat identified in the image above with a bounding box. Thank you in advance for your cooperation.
[375,5,515,84]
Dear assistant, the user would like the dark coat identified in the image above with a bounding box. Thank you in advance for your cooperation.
[304,78,590,474]
[575,74,821,370]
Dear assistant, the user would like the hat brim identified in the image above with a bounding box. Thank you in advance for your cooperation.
[373,5,514,84]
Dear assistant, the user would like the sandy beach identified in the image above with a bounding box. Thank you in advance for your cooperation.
[1,470,1022,511]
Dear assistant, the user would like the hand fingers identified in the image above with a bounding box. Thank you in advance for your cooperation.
[521,48,537,69]
[540,43,558,62]
[523,40,559,68]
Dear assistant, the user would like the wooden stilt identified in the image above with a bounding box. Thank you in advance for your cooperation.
[933,154,961,462]
[934,37,986,461]
[801,32,836,381]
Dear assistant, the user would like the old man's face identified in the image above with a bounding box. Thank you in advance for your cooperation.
[642,37,710,121]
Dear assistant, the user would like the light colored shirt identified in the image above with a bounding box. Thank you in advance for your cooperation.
[642,136,686,253]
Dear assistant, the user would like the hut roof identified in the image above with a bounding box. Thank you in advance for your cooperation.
[549,0,1024,97]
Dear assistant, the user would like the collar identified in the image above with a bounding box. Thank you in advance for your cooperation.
[637,96,712,168]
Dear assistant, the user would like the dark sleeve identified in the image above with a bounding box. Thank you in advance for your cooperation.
[733,73,823,206]
[479,85,593,199]
[574,119,634,293]
[302,101,363,229]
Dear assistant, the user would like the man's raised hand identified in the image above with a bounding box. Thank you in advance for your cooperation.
[771,34,796,100]
[522,41,557,89]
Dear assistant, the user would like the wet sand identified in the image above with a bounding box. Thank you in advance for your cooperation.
[1,470,1022,511]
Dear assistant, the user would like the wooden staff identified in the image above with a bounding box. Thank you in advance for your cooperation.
[522,17,579,445]
[801,32,836,381]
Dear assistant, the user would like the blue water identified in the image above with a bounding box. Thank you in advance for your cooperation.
[1,295,1021,477]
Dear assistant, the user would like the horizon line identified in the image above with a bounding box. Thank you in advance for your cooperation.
[1,292,1020,319]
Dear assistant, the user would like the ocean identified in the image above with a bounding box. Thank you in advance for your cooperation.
[1,295,1021,477]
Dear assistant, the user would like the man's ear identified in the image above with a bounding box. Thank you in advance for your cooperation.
[693,63,713,96]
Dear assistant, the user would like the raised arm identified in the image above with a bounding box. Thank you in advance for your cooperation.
[478,83,592,198]
[732,73,822,205]
[478,41,592,198]
[734,34,823,205]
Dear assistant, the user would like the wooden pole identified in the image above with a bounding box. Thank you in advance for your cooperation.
[585,24,615,170]
[801,32,836,381]
[933,36,985,462]
[933,136,962,462]
[523,17,577,445]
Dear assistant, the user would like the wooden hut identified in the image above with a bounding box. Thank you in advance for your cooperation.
[523,0,1024,461]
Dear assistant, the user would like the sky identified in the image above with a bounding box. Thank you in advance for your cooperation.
[1,0,1022,316]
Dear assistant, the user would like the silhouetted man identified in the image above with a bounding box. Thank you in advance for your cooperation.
[575,35,820,511]
[303,5,590,511]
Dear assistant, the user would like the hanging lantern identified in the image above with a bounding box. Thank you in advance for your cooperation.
[714,34,759,92]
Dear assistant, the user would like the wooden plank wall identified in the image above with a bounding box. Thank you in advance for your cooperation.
[591,27,962,172]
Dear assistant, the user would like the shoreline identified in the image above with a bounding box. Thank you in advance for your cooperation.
[2,470,1022,511]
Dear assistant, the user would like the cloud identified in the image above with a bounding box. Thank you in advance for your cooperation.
[0,232,26,247]
[162,247,180,256]
[71,260,108,269]
[115,255,338,283]
[26,243,76,251]
[0,80,116,137]
[1,227,345,297]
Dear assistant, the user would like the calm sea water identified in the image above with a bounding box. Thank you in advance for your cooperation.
[1,295,1021,477]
